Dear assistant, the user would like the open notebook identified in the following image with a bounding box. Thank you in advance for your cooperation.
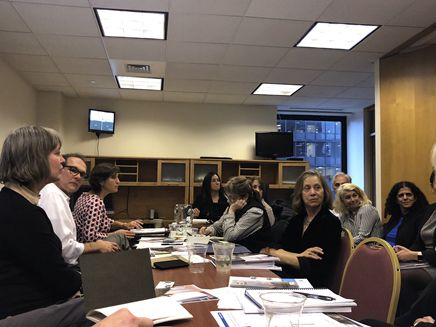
[79,249,156,312]
[86,296,193,324]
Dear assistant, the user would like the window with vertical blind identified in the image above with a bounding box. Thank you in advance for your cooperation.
[277,115,347,188]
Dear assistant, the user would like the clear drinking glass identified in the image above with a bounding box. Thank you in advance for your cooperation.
[260,292,306,327]
[187,244,208,273]
[212,242,235,273]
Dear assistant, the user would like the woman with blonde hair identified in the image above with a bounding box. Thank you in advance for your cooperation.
[334,183,383,245]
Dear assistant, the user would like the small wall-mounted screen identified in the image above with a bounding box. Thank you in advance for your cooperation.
[88,109,115,134]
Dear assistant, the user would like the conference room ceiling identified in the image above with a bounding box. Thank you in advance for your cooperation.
[0,0,435,114]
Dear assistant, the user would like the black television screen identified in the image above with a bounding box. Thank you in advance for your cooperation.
[255,132,294,159]
[88,109,115,134]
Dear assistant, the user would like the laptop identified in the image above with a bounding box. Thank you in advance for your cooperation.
[79,249,156,311]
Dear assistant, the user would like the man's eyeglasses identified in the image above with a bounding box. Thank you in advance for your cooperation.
[64,165,88,179]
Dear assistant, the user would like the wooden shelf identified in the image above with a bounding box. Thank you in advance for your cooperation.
[87,156,308,219]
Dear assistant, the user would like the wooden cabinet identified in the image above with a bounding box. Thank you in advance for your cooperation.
[87,157,308,220]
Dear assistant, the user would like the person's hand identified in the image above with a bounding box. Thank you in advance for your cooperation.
[229,199,246,213]
[199,226,211,235]
[413,316,435,326]
[96,240,120,253]
[94,308,153,327]
[394,245,418,262]
[126,220,143,229]
[299,247,323,260]
[260,247,270,255]
[114,229,135,238]
[192,208,200,218]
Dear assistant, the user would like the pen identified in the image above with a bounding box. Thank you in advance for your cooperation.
[293,291,335,301]
[218,312,230,327]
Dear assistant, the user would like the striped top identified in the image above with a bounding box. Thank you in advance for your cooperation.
[340,203,383,245]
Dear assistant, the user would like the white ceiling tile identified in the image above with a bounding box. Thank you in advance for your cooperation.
[296,85,347,98]
[75,88,121,99]
[215,65,270,82]
[336,87,374,99]
[20,71,70,86]
[104,38,166,61]
[265,68,322,84]
[209,81,258,94]
[246,0,332,20]
[166,63,219,80]
[205,94,247,104]
[170,0,250,15]
[319,0,414,25]
[90,0,169,11]
[277,48,346,70]
[168,13,242,43]
[65,74,117,89]
[281,96,329,107]
[0,1,30,32]
[233,18,312,47]
[37,35,106,58]
[355,25,424,53]
[13,2,99,36]
[355,76,374,88]
[311,71,371,87]
[119,89,163,101]
[223,45,288,67]
[163,91,206,103]
[243,95,290,105]
[167,42,227,64]
[36,85,77,97]
[388,0,436,27]
[330,51,382,72]
[164,79,211,92]
[0,31,46,55]
[52,57,112,75]
[10,0,90,6]
[320,98,374,110]
[1,54,58,72]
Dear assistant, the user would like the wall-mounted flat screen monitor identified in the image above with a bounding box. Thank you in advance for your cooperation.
[255,132,294,159]
[88,109,115,134]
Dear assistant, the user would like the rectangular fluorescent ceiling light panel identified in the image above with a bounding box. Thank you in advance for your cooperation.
[95,8,167,39]
[296,22,379,50]
[116,76,163,90]
[253,83,303,96]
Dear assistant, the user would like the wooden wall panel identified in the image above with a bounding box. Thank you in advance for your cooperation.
[380,45,436,210]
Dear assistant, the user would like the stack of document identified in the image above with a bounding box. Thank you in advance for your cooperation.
[211,254,282,270]
[228,276,313,289]
[242,288,357,313]
[131,228,167,237]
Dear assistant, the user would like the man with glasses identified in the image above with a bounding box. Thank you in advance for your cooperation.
[39,153,119,266]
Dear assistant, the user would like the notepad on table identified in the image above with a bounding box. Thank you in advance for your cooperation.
[86,296,192,324]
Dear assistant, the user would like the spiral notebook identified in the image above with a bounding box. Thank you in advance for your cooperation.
[241,288,356,314]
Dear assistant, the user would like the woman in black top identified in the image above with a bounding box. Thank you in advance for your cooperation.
[264,170,341,287]
[192,172,228,222]
[383,181,428,247]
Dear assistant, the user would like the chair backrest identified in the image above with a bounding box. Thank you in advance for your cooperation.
[79,249,155,311]
[326,228,354,293]
[339,237,401,324]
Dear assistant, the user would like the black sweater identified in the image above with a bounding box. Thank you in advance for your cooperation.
[0,187,81,319]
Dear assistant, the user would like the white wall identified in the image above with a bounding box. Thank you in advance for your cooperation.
[0,57,37,145]
[59,97,277,159]
[347,111,365,189]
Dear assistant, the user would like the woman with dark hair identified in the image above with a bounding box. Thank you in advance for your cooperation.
[250,177,275,226]
[263,170,341,287]
[192,172,227,222]
[73,163,142,248]
[199,176,271,252]
[0,126,83,322]
[383,181,429,247]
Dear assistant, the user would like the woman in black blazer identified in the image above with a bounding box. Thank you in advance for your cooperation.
[383,181,428,247]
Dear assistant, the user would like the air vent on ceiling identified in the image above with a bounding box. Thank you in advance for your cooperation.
[126,64,151,74]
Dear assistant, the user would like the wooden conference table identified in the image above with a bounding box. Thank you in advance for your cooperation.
[152,264,277,326]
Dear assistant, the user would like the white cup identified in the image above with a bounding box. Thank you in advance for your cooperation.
[149,209,155,219]
[212,242,235,273]
[187,244,208,273]
[260,292,306,327]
